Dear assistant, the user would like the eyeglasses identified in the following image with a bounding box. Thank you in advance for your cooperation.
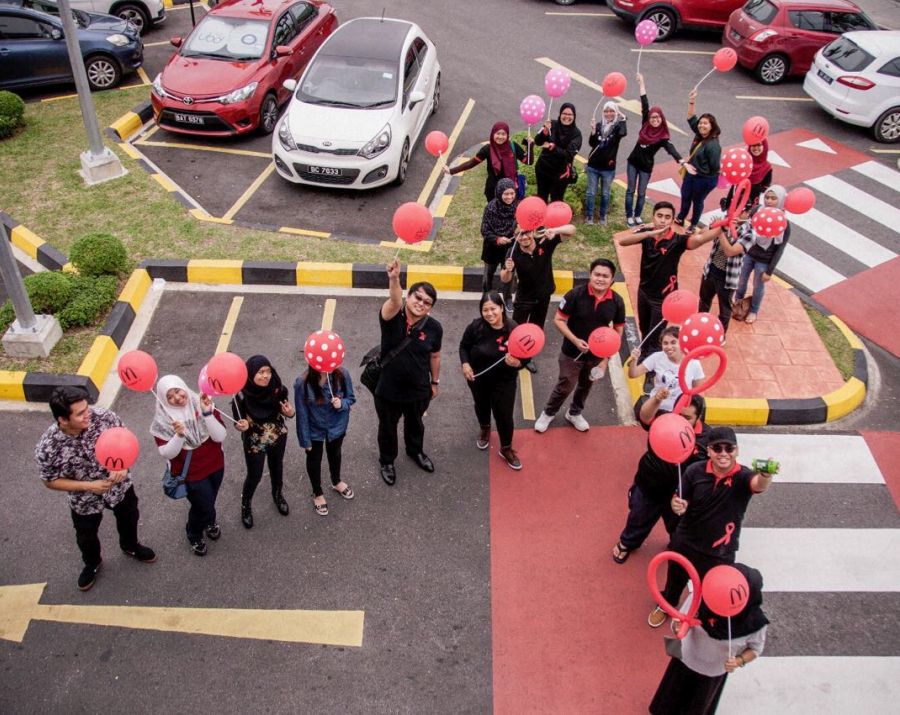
[560,112,574,118]
[410,292,434,308]
[710,443,736,454]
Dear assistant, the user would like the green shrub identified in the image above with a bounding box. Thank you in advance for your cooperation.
[58,275,118,329]
[0,91,25,139]
[69,232,128,277]
[0,301,14,332]
[23,271,73,313]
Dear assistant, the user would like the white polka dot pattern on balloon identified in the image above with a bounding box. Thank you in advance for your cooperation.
[680,312,725,353]
[303,329,347,372]
[751,207,787,238]
[544,68,571,98]
[721,147,753,184]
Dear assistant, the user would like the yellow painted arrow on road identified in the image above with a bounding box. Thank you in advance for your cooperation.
[0,583,364,647]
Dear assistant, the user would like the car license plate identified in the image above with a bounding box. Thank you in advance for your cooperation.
[307,165,341,176]
[174,113,204,124]
[817,69,833,85]
[730,29,741,41]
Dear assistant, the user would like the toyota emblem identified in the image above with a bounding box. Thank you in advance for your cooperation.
[183,97,194,105]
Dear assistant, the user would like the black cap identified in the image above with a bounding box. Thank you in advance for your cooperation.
[707,426,738,446]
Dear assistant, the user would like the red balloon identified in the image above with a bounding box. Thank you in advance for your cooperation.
[742,115,769,145]
[601,71,627,98]
[544,200,573,229]
[392,202,433,244]
[205,352,248,396]
[680,312,725,353]
[515,196,547,231]
[662,290,699,325]
[713,47,737,72]
[679,344,727,396]
[304,330,346,374]
[588,327,621,358]
[751,207,788,238]
[647,551,703,639]
[94,427,140,471]
[117,350,157,392]
[424,130,449,157]
[702,565,750,617]
[649,412,696,464]
[720,147,753,185]
[784,187,815,215]
[508,323,545,359]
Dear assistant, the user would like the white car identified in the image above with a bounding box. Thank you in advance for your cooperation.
[272,16,440,189]
[11,0,165,34]
[803,30,900,143]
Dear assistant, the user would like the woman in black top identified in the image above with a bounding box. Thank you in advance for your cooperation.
[446,121,529,202]
[534,102,582,203]
[585,101,627,225]
[625,73,684,226]
[459,292,526,470]
[480,178,518,299]
[677,88,722,230]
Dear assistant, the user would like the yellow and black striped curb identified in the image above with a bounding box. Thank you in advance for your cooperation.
[106,100,154,143]
[1,212,71,272]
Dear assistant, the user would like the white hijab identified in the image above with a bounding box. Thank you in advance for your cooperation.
[753,184,788,249]
[600,101,626,138]
[149,375,208,449]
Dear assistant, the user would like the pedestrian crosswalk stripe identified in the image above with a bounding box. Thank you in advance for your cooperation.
[796,137,837,154]
[852,160,900,193]
[786,208,896,268]
[777,244,845,293]
[805,175,900,231]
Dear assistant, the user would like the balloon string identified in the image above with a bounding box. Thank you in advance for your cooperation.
[678,462,682,499]
[231,396,242,420]
[694,68,716,90]
[151,388,175,423]
[326,372,333,399]
[592,97,605,125]
[212,406,239,425]
[636,318,665,351]
[472,355,507,379]
[637,46,643,75]
[727,616,732,659]
[546,97,553,121]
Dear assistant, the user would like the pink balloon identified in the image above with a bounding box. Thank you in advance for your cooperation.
[544,201,573,228]
[198,364,218,396]
[717,174,730,189]
[742,116,769,145]
[784,187,815,214]
[393,202,433,244]
[702,565,750,617]
[713,47,738,72]
[516,196,547,231]
[304,330,346,374]
[601,71,627,98]
[544,68,571,99]
[508,324,545,359]
[649,413,696,464]
[424,130,448,157]
[680,312,725,353]
[720,147,753,185]
[751,207,787,238]
[520,94,546,126]
[662,290,699,325]
[117,350,157,392]
[94,427,140,471]
[635,19,658,46]
[206,352,248,396]
[588,327,621,358]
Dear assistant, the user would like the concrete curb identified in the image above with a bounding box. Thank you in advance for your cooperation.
[106,100,153,142]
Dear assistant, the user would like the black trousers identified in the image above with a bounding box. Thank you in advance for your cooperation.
[637,289,665,359]
[618,483,680,550]
[306,435,345,497]
[70,485,140,567]
[512,294,551,332]
[185,468,224,542]
[699,265,734,332]
[468,376,517,448]
[374,395,430,464]
[544,351,600,416]
[483,262,513,303]
[661,541,733,607]
[241,433,287,502]
[535,163,568,203]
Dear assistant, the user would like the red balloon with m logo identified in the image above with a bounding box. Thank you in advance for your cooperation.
[94,427,140,471]
[702,565,750,617]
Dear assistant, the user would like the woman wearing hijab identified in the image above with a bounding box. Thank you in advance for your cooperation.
[446,122,529,202]
[625,73,684,226]
[534,102,582,203]
[649,563,769,714]
[585,101,627,225]
[480,178,518,299]
[732,185,791,324]
[677,88,722,231]
[721,140,772,212]
[232,355,294,529]
[151,375,227,556]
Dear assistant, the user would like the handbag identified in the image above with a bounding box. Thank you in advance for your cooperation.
[678,140,703,179]
[731,296,752,322]
[162,449,192,500]
[560,163,578,185]
[359,316,429,394]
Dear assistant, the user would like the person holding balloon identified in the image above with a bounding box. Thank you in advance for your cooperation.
[676,89,722,231]
[628,327,705,415]
[585,102,627,226]
[445,122,529,202]
[720,140,772,213]
[533,103,582,203]
[36,386,156,591]
[697,225,756,336]
[533,258,625,434]
[151,375,227,557]
[232,355,294,529]
[480,178,519,300]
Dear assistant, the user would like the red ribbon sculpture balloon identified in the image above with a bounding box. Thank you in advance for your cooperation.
[647,551,703,639]
[94,427,140,471]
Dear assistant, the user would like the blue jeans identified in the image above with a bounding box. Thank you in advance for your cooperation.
[585,167,615,219]
[185,468,224,541]
[678,172,718,226]
[735,256,769,314]
[625,162,650,219]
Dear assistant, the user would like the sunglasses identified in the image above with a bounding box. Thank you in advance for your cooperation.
[710,443,736,454]
[410,292,434,308]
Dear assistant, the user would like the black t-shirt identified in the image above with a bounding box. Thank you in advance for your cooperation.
[556,284,626,358]
[672,460,756,559]
[376,306,443,402]
[458,318,521,383]
[635,421,710,502]
[507,234,562,302]
[636,229,689,299]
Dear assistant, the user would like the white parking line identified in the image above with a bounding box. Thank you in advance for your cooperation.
[777,244,845,293]
[787,208,896,268]
[805,175,900,231]
[852,160,900,193]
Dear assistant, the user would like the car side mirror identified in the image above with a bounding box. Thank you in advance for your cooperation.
[50,28,63,40]
[274,44,292,58]
[170,36,182,48]
[283,79,297,92]
[408,90,426,109]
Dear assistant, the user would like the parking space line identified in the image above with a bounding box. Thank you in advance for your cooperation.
[222,162,276,221]
[629,48,715,55]
[138,124,160,141]
[378,239,434,252]
[133,140,271,158]
[136,67,151,85]
[40,83,147,103]
[518,370,535,422]
[215,297,244,354]
[734,96,813,102]
[321,299,336,331]
[152,173,178,192]
[279,226,331,238]
[189,208,233,224]
[545,11,615,16]
[417,97,475,205]
[144,39,172,47]
[869,148,900,154]
[119,142,141,160]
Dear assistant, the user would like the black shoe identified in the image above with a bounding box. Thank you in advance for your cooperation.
[380,462,396,486]
[408,452,435,473]
[241,500,253,529]
[273,492,290,516]
[122,544,157,562]
[205,524,221,541]
[77,561,102,591]
[524,361,537,374]
[190,539,208,557]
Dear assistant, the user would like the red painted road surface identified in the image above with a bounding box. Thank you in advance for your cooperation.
[862,431,900,513]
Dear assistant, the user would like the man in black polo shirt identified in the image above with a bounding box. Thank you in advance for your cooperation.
[374,259,443,486]
[648,426,775,628]
[534,258,625,433]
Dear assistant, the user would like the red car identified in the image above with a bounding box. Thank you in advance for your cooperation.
[723,0,876,83]
[606,0,746,41]
[150,0,336,136]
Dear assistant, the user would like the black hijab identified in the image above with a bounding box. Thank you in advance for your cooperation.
[700,563,770,640]
[553,102,582,151]
[241,355,287,420]
[482,178,518,240]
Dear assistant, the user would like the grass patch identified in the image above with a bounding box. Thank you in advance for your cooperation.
[0,327,98,374]
[803,303,855,380]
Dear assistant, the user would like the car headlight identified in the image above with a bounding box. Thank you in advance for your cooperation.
[278,119,296,151]
[358,124,391,159]
[214,82,258,105]
[152,73,168,98]
[106,33,130,47]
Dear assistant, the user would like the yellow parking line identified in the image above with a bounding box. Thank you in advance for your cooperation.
[119,142,141,159]
[518,370,535,421]
[139,124,160,141]
[144,39,172,47]
[40,83,147,103]
[378,239,433,252]
[545,11,615,16]
[152,173,178,192]
[321,298,336,331]
[869,148,900,154]
[137,67,151,85]
[417,97,475,205]
[222,163,276,221]
[630,48,715,55]
[734,96,813,101]
[279,226,332,238]
[133,140,271,158]
[215,297,244,354]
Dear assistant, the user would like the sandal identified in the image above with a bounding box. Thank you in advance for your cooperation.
[745,313,757,324]
[331,483,354,500]
[313,501,328,516]
[612,542,631,564]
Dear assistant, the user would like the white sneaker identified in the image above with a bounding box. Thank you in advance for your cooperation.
[626,217,635,227]
[534,411,554,433]
[565,411,590,432]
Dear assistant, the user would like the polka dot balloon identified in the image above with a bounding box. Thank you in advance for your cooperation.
[544,68,571,99]
[680,312,725,353]
[720,147,753,185]
[751,207,788,239]
[519,94,546,126]
[304,330,346,374]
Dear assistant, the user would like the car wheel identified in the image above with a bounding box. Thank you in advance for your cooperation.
[755,54,789,84]
[114,3,150,35]
[872,106,900,143]
[85,55,121,91]
[642,8,677,41]
[394,139,410,186]
[431,73,440,115]
[258,93,278,135]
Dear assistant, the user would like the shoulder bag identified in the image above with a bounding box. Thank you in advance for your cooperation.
[360,315,429,394]
[162,449,192,500]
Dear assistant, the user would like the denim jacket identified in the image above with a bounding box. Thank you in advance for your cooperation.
[293,368,355,448]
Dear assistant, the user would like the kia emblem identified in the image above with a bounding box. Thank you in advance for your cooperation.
[183,97,194,105]
[322,140,332,147]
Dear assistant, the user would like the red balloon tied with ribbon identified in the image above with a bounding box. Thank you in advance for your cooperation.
[662,290,699,325]
[205,352,248,396]
[516,196,548,231]
[601,71,627,97]
[649,412,696,464]
[713,47,738,72]
[117,350,158,392]
[588,327,621,358]
[702,565,750,617]
[742,115,769,145]
[507,323,545,359]
[424,130,449,157]
[784,187,815,214]
[304,330,346,374]
[393,202,433,244]
[94,427,140,471]
[720,147,753,185]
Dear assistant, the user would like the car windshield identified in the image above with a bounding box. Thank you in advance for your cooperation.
[19,0,87,26]
[742,0,778,24]
[822,36,874,71]
[181,16,269,61]
[298,55,398,108]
